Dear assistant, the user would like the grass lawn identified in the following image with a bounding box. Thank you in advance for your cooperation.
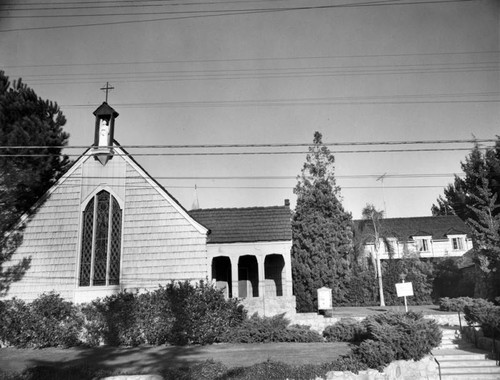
[0,342,351,376]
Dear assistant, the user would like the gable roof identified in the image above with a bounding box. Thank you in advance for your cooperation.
[189,206,292,244]
[354,215,470,242]
[17,140,208,235]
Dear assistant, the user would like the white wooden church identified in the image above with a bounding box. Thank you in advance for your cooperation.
[3,103,296,316]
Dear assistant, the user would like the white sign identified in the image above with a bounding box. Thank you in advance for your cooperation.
[396,282,414,297]
[317,287,332,310]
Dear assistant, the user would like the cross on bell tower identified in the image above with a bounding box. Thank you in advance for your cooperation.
[100,82,114,103]
[92,84,119,166]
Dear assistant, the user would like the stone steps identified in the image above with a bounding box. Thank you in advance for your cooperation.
[432,326,500,379]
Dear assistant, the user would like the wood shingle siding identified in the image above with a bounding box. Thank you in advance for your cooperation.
[3,166,83,302]
[119,162,207,288]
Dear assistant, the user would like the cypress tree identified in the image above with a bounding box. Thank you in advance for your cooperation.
[292,132,354,312]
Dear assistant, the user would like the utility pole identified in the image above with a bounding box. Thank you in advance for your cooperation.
[376,173,387,217]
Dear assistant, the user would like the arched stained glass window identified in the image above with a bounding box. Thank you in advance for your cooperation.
[79,190,122,286]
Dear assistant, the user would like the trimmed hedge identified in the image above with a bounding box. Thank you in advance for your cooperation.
[438,297,492,312]
[361,311,441,363]
[223,313,323,343]
[322,318,366,342]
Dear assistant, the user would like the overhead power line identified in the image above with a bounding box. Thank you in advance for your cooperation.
[0,138,495,150]
[4,50,498,69]
[0,0,479,33]
[0,147,491,158]
[33,173,462,181]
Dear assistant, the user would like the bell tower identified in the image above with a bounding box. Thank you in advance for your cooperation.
[92,102,119,165]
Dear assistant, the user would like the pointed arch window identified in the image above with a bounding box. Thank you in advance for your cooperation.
[79,190,122,286]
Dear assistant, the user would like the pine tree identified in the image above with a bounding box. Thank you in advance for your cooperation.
[466,180,500,298]
[433,141,500,299]
[0,71,70,295]
[432,141,500,220]
[291,132,354,312]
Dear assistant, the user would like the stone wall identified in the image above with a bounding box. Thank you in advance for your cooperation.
[240,296,297,317]
[324,356,438,380]
[290,313,459,334]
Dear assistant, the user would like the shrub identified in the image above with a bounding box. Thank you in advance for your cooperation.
[326,354,369,373]
[323,318,366,342]
[189,359,228,380]
[166,280,246,345]
[439,297,480,312]
[362,311,441,361]
[0,293,82,348]
[83,291,143,347]
[82,281,245,347]
[79,300,108,347]
[463,300,500,338]
[29,292,83,347]
[135,288,175,345]
[351,340,395,370]
[0,298,33,347]
[223,313,322,343]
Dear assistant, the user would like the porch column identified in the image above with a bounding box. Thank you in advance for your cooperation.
[282,251,293,297]
[257,255,265,298]
[230,256,239,298]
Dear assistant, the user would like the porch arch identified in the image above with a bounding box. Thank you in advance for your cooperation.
[211,256,232,298]
[238,255,259,298]
[264,254,284,297]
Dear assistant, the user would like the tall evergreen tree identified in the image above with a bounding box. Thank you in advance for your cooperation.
[433,140,500,298]
[466,180,500,298]
[291,132,354,312]
[432,141,500,220]
[0,71,70,295]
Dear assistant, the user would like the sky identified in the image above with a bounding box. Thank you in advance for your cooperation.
[0,0,499,219]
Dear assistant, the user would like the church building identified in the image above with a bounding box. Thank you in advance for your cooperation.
[2,102,296,316]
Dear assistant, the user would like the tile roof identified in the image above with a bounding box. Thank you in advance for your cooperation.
[189,206,292,244]
[354,215,471,242]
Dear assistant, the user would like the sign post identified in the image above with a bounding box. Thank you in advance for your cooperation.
[395,274,413,312]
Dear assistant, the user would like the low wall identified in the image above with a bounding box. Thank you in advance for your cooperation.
[240,296,297,317]
[324,356,438,380]
[290,313,459,334]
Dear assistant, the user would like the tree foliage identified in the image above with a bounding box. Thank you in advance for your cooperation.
[432,140,500,221]
[0,71,70,295]
[432,140,500,298]
[291,132,354,312]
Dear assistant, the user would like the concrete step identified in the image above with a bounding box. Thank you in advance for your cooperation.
[440,365,500,374]
[439,359,497,367]
[441,373,500,379]
[432,350,487,361]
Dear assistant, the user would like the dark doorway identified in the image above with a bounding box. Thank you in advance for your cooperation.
[212,256,232,298]
[265,254,284,296]
[238,255,259,297]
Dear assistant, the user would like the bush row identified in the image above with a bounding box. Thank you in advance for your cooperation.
[2,311,441,380]
[0,281,246,348]
[0,283,324,348]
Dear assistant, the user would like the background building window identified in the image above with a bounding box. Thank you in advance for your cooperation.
[415,238,430,252]
[79,190,122,286]
[452,237,464,250]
